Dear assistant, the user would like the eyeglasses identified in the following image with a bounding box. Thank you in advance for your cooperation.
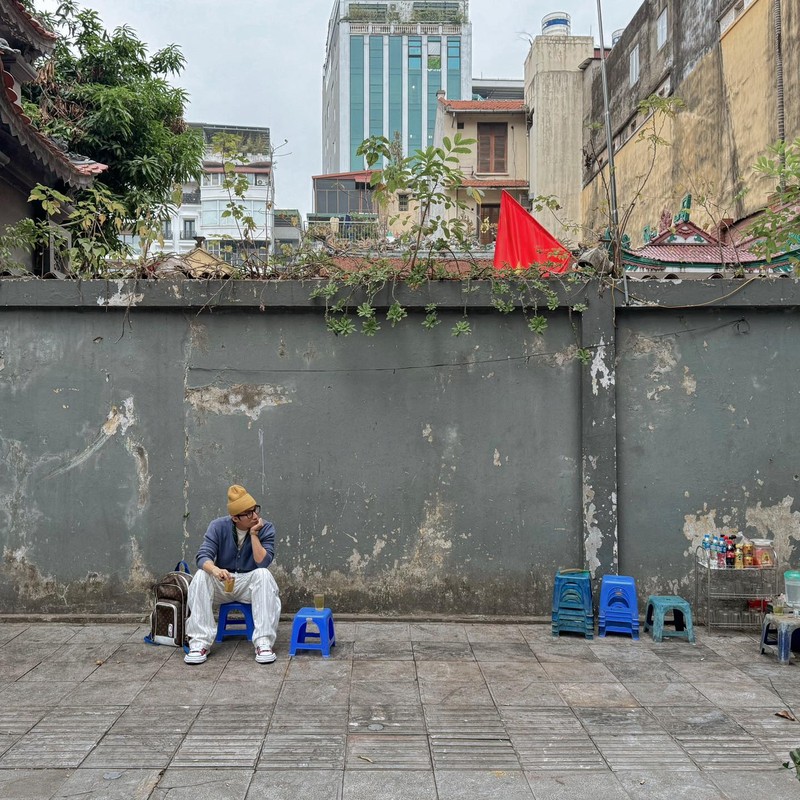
[235,505,261,518]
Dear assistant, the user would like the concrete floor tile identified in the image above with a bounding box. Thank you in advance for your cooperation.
[351,660,416,682]
[574,707,666,735]
[532,644,600,663]
[623,681,714,707]
[616,770,726,799]
[258,734,346,769]
[344,769,435,799]
[57,680,147,707]
[353,640,413,660]
[206,678,282,706]
[410,623,468,642]
[418,679,494,706]
[466,624,526,643]
[540,661,618,682]
[435,769,534,799]
[129,678,216,707]
[412,641,475,661]
[648,705,746,736]
[350,679,422,705]
[0,768,72,800]
[605,662,683,683]
[349,704,425,736]
[479,661,549,682]
[525,770,627,800]
[486,679,568,707]
[708,769,800,800]
[284,657,352,681]
[416,661,483,682]
[355,622,410,641]
[345,734,432,769]
[52,768,162,799]
[0,681,78,708]
[278,678,351,706]
[149,768,253,799]
[248,769,343,799]
[471,642,538,661]
[555,682,639,708]
[694,680,785,708]
[67,625,141,644]
[269,704,348,735]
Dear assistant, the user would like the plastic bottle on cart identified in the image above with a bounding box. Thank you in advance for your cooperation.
[702,534,712,565]
[725,538,736,569]
[718,537,728,569]
[711,536,720,569]
[734,543,744,569]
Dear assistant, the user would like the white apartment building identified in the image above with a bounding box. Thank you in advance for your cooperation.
[153,123,276,264]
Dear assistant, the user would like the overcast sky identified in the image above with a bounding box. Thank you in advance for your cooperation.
[51,0,642,216]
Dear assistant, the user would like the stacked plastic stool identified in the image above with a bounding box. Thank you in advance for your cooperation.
[759,613,800,665]
[552,569,594,639]
[598,575,639,639]
[644,595,695,643]
[289,606,336,658]
[215,602,255,642]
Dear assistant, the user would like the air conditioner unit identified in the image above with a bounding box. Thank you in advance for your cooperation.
[256,179,266,186]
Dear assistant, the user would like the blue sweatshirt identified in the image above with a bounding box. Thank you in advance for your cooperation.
[195,515,276,573]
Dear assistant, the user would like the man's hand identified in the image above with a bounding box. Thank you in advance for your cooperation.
[204,563,231,582]
[249,516,264,536]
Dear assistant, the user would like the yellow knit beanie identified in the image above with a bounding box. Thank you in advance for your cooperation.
[227,484,257,516]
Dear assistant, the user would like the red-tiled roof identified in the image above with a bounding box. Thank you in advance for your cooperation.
[8,0,57,41]
[461,178,528,188]
[632,244,761,265]
[0,46,107,187]
[439,99,525,112]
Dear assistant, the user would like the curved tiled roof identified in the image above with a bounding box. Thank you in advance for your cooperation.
[0,45,106,186]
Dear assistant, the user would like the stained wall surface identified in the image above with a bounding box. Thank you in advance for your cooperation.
[2,278,799,617]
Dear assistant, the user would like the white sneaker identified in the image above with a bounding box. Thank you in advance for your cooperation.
[184,646,209,665]
[255,646,276,664]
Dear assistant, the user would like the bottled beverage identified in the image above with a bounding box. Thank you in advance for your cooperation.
[718,537,727,569]
[735,543,744,569]
[711,536,720,569]
[702,534,712,565]
[726,538,736,568]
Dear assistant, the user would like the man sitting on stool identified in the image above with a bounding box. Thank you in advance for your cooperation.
[184,484,281,665]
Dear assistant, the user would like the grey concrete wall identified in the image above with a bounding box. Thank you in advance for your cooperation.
[1,277,799,618]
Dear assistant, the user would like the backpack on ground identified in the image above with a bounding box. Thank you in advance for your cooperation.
[144,560,192,648]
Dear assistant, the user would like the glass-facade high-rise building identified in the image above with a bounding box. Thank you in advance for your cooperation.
[322,1,472,173]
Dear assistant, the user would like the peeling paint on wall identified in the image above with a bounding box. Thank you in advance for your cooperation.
[582,476,602,576]
[590,336,614,395]
[186,383,292,422]
[96,283,144,307]
[682,366,697,396]
[625,333,679,384]
[123,536,155,594]
[124,439,151,511]
[746,496,800,568]
[46,397,137,479]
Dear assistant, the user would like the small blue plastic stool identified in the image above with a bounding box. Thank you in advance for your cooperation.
[760,613,800,665]
[599,575,639,639]
[215,602,255,642]
[289,607,336,657]
[644,595,695,643]
[552,569,594,639]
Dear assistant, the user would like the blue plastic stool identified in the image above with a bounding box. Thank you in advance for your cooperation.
[552,569,594,639]
[289,607,336,658]
[644,595,695,643]
[598,575,639,639]
[215,602,255,642]
[760,613,800,665]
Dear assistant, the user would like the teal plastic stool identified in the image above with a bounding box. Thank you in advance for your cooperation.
[644,595,695,643]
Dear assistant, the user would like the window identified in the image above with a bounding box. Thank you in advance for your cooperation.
[656,8,668,49]
[629,44,639,85]
[161,220,172,239]
[182,219,196,240]
[477,123,507,174]
[398,194,409,211]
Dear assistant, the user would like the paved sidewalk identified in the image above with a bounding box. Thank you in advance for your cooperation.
[0,620,797,799]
